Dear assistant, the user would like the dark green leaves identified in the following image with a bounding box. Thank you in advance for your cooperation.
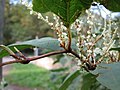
[59,70,99,90]
[59,62,120,90]
[50,67,68,72]
[99,0,120,12]
[59,70,80,90]
[110,47,120,51]
[92,62,120,90]
[81,73,97,90]
[32,0,93,26]
[32,0,120,26]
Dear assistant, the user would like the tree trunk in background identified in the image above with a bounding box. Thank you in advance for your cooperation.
[0,0,5,81]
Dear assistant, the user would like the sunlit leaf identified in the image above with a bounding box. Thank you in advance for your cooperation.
[32,0,93,26]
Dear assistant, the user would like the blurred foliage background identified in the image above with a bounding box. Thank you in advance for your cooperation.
[4,0,53,45]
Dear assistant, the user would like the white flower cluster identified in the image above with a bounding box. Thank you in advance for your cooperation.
[21,0,119,66]
[21,0,32,9]
[52,15,68,46]
[20,0,68,47]
[36,13,69,47]
[72,8,119,66]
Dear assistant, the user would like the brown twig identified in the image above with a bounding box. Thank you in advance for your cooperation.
[88,35,103,50]
[0,50,67,67]
[67,26,72,50]
[0,46,82,67]
[14,47,26,59]
[28,50,67,61]
[70,50,80,59]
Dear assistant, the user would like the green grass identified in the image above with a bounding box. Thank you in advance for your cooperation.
[5,63,56,90]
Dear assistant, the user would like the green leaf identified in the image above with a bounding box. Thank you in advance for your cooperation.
[99,0,120,12]
[0,37,78,58]
[81,73,97,90]
[110,47,120,51]
[91,62,120,90]
[59,70,80,90]
[14,37,63,50]
[0,37,63,58]
[50,67,68,72]
[32,0,93,25]
[0,45,31,58]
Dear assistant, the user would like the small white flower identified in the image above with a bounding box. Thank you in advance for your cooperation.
[87,20,90,24]
[87,50,92,53]
[61,25,67,31]
[84,42,88,46]
[88,42,93,45]
[87,35,91,39]
[49,23,53,26]
[80,20,83,24]
[30,10,33,15]
[86,10,89,14]
[55,22,60,28]
[79,53,82,57]
[76,19,79,22]
[90,21,94,25]
[77,60,82,66]
[92,34,96,37]
[87,31,91,34]
[53,14,57,20]
[94,48,102,55]
[62,32,67,36]
[76,28,81,32]
[45,16,49,22]
[37,13,42,19]
[46,16,48,19]
[76,43,79,47]
[58,38,63,44]
[81,35,85,39]
[91,15,95,18]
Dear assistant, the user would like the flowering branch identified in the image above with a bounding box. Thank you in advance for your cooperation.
[1,1,119,72]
